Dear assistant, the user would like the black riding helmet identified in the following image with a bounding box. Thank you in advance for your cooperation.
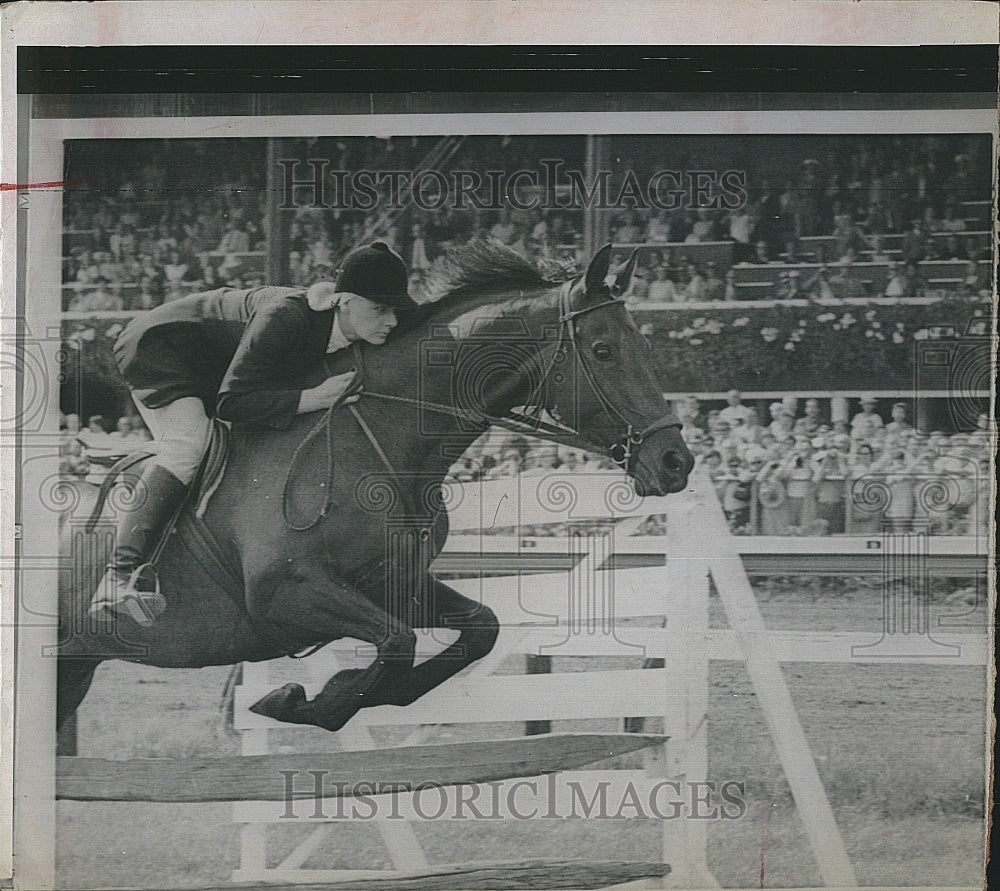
[335,241,414,312]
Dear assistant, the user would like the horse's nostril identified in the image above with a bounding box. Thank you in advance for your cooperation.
[662,452,682,474]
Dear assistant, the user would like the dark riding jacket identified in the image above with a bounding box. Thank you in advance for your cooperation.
[114,287,335,430]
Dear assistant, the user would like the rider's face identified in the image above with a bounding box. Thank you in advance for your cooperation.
[343,295,398,344]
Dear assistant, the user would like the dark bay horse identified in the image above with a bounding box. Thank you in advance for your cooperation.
[57,241,693,734]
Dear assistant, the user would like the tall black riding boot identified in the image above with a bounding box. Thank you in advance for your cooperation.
[89,463,189,626]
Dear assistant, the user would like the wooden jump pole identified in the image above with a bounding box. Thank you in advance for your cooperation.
[57,733,666,802]
[175,859,673,891]
[661,499,713,889]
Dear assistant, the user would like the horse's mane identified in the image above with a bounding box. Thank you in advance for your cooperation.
[419,238,570,304]
[386,239,577,338]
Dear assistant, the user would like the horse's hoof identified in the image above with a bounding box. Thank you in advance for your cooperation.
[312,707,356,733]
[249,683,307,722]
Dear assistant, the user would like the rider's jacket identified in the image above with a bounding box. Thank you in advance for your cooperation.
[114,286,336,429]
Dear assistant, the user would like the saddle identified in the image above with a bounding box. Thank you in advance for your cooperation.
[86,419,239,594]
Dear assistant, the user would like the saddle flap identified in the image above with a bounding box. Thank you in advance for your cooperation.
[194,419,231,518]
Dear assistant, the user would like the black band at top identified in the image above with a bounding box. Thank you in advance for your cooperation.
[17,45,1000,94]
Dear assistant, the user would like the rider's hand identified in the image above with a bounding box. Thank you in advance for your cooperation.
[298,371,359,414]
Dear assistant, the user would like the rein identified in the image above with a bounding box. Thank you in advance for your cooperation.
[282,402,339,531]
[353,390,604,457]
[282,278,681,530]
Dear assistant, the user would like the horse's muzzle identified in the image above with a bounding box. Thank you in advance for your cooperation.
[630,428,694,496]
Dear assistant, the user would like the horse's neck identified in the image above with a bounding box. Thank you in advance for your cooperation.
[423,286,558,408]
[369,288,561,468]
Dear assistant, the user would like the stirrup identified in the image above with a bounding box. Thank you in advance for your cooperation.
[89,563,167,628]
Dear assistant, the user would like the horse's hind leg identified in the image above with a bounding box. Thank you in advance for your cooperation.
[292,577,499,716]
[57,657,101,753]
[250,629,416,732]
[247,573,498,732]
[275,579,498,724]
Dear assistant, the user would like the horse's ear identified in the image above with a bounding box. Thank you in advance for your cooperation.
[584,244,613,293]
[610,249,640,297]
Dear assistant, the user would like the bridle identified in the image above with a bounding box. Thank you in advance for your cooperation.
[355,276,682,475]
[538,276,682,472]
[283,275,682,530]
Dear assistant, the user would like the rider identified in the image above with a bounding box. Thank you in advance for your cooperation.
[90,241,412,626]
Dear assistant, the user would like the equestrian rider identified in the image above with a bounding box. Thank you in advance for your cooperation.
[90,241,413,626]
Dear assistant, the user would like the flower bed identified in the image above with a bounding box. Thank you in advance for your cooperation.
[632,296,990,391]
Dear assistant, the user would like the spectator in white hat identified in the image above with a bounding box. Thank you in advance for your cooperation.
[881,448,916,531]
[647,265,680,303]
[885,402,913,436]
[719,389,756,429]
[793,398,823,437]
[733,409,765,446]
[677,395,707,434]
[851,395,883,440]
[847,442,881,533]
[812,435,850,534]
[768,402,795,440]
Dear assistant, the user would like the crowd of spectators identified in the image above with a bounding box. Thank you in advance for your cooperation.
[284,205,583,294]
[447,432,616,484]
[62,134,990,312]
[59,136,991,536]
[62,140,270,311]
[682,394,990,536]
[442,397,990,538]
[612,137,991,304]
[62,205,269,312]
[60,136,586,309]
[618,231,990,306]
[59,411,153,478]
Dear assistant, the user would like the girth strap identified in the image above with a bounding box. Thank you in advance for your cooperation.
[177,514,305,658]
[177,512,244,601]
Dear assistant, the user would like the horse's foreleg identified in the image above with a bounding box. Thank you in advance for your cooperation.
[57,657,101,752]
[248,570,417,732]
[375,578,499,708]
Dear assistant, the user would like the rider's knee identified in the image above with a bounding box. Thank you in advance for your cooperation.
[154,435,209,485]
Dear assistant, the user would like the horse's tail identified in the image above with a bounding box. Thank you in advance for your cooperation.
[84,451,155,532]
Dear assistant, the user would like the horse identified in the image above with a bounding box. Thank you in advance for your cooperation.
[57,241,694,735]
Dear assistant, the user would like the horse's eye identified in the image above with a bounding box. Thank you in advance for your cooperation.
[592,341,614,361]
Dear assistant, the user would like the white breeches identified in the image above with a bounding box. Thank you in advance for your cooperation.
[132,392,212,485]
